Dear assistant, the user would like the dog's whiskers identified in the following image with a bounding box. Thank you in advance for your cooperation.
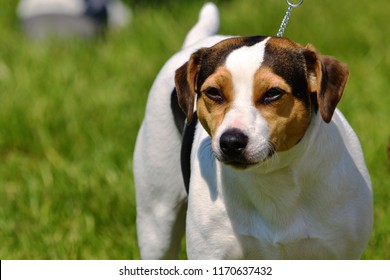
[264,142,279,167]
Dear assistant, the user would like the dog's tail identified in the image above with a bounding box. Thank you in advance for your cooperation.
[181,2,219,49]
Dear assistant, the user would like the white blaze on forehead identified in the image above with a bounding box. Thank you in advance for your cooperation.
[222,38,270,129]
[225,37,270,108]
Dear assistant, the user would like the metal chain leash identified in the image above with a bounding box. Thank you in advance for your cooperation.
[277,0,304,37]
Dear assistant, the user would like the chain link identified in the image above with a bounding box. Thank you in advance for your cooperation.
[277,0,304,37]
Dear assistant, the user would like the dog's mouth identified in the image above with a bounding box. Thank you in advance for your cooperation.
[223,159,257,169]
[216,147,276,170]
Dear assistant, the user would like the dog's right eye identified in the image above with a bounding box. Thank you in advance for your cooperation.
[203,87,224,104]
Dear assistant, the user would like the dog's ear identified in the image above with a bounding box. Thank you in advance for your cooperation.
[175,49,204,123]
[303,44,349,123]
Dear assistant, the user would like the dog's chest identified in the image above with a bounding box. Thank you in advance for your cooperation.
[187,188,332,259]
[229,197,321,258]
[188,194,335,259]
[228,210,323,259]
[234,234,328,260]
[187,133,338,259]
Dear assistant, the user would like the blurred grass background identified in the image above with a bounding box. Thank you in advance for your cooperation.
[0,0,389,259]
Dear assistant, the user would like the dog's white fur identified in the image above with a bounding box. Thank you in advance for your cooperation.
[133,3,373,259]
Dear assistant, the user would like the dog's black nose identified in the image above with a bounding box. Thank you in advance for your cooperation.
[220,129,248,158]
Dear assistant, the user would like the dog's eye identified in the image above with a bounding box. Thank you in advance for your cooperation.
[261,87,285,105]
[203,87,224,103]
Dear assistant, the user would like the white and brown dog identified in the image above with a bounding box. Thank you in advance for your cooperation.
[133,3,373,259]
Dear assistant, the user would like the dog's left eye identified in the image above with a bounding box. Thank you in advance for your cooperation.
[203,87,224,104]
[260,88,285,105]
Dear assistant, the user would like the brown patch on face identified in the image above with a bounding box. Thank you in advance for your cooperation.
[197,66,235,136]
[175,36,269,124]
[254,67,312,152]
[196,36,269,91]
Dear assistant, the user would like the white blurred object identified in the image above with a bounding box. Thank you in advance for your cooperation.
[18,0,85,18]
[17,0,131,38]
[107,0,132,28]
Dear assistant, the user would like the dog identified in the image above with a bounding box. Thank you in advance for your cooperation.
[133,3,373,259]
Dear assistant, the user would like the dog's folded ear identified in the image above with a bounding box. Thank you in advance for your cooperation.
[303,44,349,123]
[175,49,204,123]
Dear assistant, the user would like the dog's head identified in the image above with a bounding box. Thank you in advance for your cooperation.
[175,36,349,168]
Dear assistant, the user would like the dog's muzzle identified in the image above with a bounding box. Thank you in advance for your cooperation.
[216,128,276,169]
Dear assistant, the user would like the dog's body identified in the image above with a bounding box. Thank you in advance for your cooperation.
[134,3,373,259]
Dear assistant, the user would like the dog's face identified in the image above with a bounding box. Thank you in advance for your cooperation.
[175,36,349,168]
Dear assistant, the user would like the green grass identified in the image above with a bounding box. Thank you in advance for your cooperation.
[0,0,389,259]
